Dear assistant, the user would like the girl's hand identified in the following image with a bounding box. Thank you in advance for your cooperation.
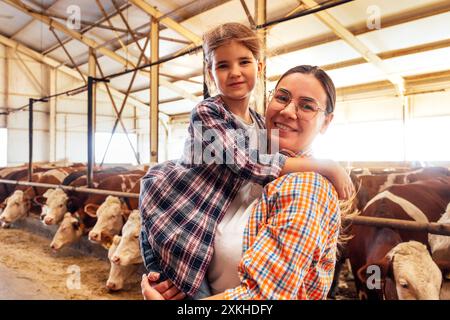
[323,161,355,200]
[141,272,186,300]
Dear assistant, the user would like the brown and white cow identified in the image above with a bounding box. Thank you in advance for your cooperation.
[109,210,142,266]
[0,172,45,227]
[87,196,131,246]
[351,167,449,211]
[347,177,450,300]
[428,202,450,267]
[87,178,140,247]
[106,235,140,291]
[50,212,84,251]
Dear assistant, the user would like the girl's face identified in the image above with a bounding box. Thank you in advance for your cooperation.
[266,73,334,154]
[209,40,261,103]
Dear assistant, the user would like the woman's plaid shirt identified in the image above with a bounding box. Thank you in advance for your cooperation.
[139,95,287,297]
[224,172,340,300]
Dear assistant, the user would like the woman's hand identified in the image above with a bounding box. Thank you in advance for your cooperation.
[322,161,355,200]
[141,272,186,300]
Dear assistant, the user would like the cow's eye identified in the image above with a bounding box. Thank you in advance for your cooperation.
[399,279,408,289]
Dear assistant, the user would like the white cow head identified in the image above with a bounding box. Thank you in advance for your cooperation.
[41,189,69,225]
[389,241,442,300]
[106,235,139,291]
[0,190,30,227]
[50,212,83,251]
[110,210,142,266]
[88,196,128,246]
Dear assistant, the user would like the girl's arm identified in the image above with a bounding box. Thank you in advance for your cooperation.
[281,157,354,200]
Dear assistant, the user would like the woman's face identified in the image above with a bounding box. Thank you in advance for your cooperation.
[265,72,334,154]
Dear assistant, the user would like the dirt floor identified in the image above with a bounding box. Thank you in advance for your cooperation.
[2,219,448,300]
[0,227,143,300]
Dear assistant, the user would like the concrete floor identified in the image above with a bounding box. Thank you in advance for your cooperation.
[0,264,64,300]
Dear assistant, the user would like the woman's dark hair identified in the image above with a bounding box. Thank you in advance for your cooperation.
[275,65,336,114]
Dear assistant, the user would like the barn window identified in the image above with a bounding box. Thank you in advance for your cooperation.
[312,120,404,161]
[405,116,450,161]
[0,128,6,166]
[95,132,138,165]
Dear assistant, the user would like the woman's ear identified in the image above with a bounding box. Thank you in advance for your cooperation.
[320,113,334,134]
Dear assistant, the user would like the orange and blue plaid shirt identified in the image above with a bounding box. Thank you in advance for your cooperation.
[224,172,340,300]
[139,95,288,297]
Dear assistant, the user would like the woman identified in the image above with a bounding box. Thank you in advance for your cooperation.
[141,65,347,300]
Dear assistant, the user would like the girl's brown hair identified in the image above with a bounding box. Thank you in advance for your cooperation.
[203,22,262,69]
[202,23,263,98]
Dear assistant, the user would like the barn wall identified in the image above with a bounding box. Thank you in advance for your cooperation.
[0,42,149,166]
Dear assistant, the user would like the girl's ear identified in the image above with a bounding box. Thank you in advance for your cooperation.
[257,60,264,74]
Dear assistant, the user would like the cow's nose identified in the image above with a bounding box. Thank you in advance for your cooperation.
[106,282,117,291]
[44,217,53,225]
[89,231,99,241]
[112,255,120,265]
[50,243,56,250]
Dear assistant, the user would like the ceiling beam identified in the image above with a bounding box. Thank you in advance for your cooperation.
[0,32,149,111]
[271,0,450,57]
[129,0,202,45]
[4,0,199,103]
[268,38,450,81]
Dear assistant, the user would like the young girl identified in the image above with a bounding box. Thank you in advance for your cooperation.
[139,23,353,299]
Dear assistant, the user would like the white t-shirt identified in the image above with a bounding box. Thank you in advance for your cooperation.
[207,112,264,294]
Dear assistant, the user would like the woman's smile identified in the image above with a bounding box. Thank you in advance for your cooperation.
[274,122,298,132]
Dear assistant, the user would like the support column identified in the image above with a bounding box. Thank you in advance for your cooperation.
[150,18,159,163]
[87,49,96,187]
[89,48,97,136]
[255,0,267,114]
[49,68,57,162]
[28,98,34,181]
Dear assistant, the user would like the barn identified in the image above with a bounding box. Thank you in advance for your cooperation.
[0,0,449,301]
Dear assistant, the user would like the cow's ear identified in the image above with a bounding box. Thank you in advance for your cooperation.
[67,197,78,212]
[433,259,450,279]
[84,203,99,217]
[33,195,46,207]
[356,256,392,289]
[72,219,80,230]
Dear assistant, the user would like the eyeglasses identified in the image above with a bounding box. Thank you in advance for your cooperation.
[269,88,327,121]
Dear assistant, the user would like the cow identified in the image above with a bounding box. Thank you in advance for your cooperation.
[0,172,45,227]
[347,177,450,300]
[428,202,450,268]
[109,210,142,266]
[106,235,140,291]
[87,179,140,247]
[50,212,85,251]
[351,167,449,212]
[87,196,132,247]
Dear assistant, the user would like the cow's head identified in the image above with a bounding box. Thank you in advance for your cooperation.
[88,196,129,246]
[106,235,139,291]
[357,241,442,300]
[50,212,83,251]
[0,190,31,227]
[41,189,69,225]
[428,203,450,275]
[110,210,142,266]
